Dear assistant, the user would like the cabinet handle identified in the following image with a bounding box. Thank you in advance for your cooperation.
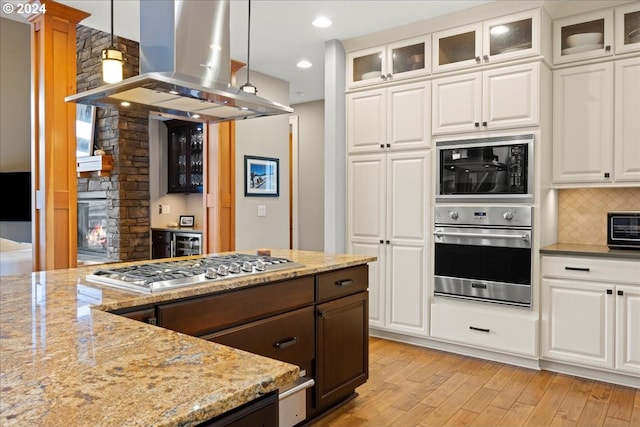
[387,73,392,79]
[147,317,157,326]
[274,337,298,349]
[381,74,387,80]
[471,283,487,289]
[618,290,624,296]
[475,56,481,63]
[469,326,490,333]
[482,121,487,127]
[605,45,611,52]
[475,122,480,127]
[386,143,391,148]
[379,239,384,244]
[564,266,589,272]
[604,172,610,178]
[380,144,385,149]
[386,240,390,244]
[336,279,354,287]
[607,289,613,295]
[483,55,489,61]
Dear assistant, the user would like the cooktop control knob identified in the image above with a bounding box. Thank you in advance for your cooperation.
[449,211,459,220]
[503,211,514,221]
[204,267,218,279]
[242,261,254,272]
[229,262,241,274]
[255,260,266,271]
[217,265,229,276]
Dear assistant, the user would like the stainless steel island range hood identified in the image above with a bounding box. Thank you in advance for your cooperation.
[66,0,292,122]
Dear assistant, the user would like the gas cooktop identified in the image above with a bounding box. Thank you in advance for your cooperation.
[86,253,303,293]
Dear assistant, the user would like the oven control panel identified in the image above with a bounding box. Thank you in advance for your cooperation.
[435,206,532,227]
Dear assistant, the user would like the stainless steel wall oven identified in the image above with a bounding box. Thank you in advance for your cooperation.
[433,206,533,307]
[436,134,534,203]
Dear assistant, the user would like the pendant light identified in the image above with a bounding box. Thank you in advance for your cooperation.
[101,0,123,84]
[239,0,258,95]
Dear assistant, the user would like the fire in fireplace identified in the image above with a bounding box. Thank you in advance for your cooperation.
[77,191,108,255]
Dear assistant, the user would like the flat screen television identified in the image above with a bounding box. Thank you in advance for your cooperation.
[0,172,31,221]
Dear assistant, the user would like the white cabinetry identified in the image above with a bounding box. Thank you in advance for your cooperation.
[615,3,640,55]
[553,9,614,65]
[553,58,640,186]
[347,36,430,88]
[614,57,640,182]
[432,9,543,73]
[541,255,640,376]
[347,151,430,337]
[432,62,540,135]
[347,81,430,153]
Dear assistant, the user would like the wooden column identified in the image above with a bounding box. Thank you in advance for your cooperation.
[28,0,89,271]
[203,60,243,254]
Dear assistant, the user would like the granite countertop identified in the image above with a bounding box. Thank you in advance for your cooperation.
[540,243,640,260]
[0,249,375,426]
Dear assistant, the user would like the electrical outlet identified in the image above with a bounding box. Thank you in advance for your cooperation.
[159,204,171,214]
[257,205,266,217]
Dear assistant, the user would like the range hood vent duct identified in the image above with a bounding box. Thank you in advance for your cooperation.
[66,0,292,123]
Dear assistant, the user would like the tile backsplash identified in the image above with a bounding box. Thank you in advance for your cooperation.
[558,188,640,245]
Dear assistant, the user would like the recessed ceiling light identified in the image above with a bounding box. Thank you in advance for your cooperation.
[312,16,332,28]
[297,60,312,69]
[191,114,201,119]
[120,101,131,107]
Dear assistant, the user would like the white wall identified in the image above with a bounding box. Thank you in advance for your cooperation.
[234,69,291,250]
[291,101,325,251]
[0,18,32,242]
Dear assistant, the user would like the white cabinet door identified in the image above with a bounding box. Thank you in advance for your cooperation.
[387,82,431,150]
[432,72,482,134]
[347,89,386,153]
[553,63,614,184]
[347,154,386,330]
[614,57,640,183]
[553,9,614,65]
[483,62,539,130]
[615,285,640,375]
[432,63,540,135]
[432,22,482,73]
[542,278,615,369]
[385,151,429,336]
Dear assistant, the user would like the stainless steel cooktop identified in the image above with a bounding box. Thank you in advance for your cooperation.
[86,253,303,293]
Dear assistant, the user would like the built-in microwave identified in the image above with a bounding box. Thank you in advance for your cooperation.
[436,134,534,203]
[608,212,640,250]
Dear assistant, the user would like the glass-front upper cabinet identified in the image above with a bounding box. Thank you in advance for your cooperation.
[167,120,204,194]
[615,2,640,55]
[553,9,614,64]
[347,36,430,88]
[433,9,542,73]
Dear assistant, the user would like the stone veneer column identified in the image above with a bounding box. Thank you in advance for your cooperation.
[75,25,149,261]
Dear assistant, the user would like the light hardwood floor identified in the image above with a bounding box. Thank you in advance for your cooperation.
[311,337,640,427]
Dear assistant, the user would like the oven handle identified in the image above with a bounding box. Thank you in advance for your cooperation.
[434,230,530,242]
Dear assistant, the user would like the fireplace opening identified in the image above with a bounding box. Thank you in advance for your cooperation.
[77,191,108,256]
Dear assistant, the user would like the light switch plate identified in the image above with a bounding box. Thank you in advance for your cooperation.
[257,205,266,217]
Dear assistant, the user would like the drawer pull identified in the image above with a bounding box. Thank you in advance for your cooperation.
[564,266,590,272]
[274,337,299,349]
[469,326,490,333]
[471,283,487,289]
[336,279,354,287]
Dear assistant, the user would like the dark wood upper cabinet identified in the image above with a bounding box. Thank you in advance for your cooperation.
[167,120,204,194]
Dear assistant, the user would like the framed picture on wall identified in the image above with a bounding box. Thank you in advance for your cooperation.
[76,104,96,157]
[179,215,195,227]
[244,155,279,197]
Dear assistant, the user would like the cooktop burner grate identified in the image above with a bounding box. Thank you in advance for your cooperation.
[85,254,303,293]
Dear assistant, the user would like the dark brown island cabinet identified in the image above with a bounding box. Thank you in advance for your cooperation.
[111,264,369,425]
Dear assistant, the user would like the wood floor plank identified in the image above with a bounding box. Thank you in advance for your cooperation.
[577,400,609,426]
[495,401,535,427]
[469,405,508,427]
[517,369,555,406]
[522,373,573,427]
[606,385,636,421]
[309,338,639,427]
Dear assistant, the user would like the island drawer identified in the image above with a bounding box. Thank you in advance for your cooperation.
[316,265,368,303]
[203,306,315,368]
[158,276,315,337]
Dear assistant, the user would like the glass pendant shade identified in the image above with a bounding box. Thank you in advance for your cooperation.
[101,47,123,84]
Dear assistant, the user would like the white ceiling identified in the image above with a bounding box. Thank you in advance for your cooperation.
[8,0,493,104]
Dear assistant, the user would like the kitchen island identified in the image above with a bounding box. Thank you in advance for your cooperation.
[0,250,375,426]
